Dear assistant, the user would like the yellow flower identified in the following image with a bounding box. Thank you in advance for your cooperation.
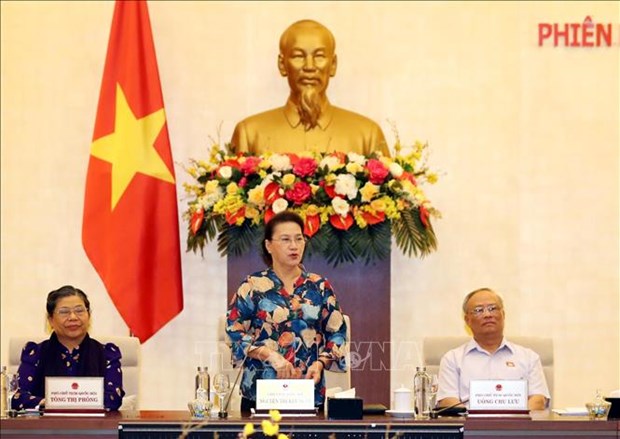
[243,423,255,437]
[226,182,239,195]
[186,166,198,178]
[245,206,260,221]
[426,172,438,184]
[247,186,265,206]
[324,173,336,185]
[213,194,244,216]
[259,159,271,169]
[281,173,296,186]
[277,434,288,439]
[204,180,220,195]
[370,199,386,212]
[345,162,363,174]
[379,156,392,168]
[261,420,279,436]
[359,182,379,203]
[269,409,282,423]
[305,204,320,216]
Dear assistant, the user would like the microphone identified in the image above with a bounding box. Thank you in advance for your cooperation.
[429,399,468,419]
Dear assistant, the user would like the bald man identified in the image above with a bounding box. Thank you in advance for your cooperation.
[437,288,550,411]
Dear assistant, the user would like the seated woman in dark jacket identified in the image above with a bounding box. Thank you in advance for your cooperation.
[12,285,125,411]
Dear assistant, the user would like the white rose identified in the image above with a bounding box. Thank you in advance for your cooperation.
[347,152,366,165]
[331,197,350,217]
[218,166,232,179]
[335,173,358,200]
[389,162,404,178]
[269,154,292,172]
[272,198,289,214]
[319,155,340,171]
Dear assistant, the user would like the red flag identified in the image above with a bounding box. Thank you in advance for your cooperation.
[82,0,183,343]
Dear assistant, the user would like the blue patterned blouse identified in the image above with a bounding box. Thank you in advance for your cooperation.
[226,267,348,405]
[11,336,124,411]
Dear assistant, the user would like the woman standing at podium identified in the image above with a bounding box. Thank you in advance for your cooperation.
[226,211,348,412]
[11,285,125,411]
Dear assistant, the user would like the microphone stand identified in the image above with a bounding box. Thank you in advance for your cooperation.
[429,399,468,419]
[220,338,255,418]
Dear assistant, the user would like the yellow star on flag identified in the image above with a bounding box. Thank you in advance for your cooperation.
[90,83,175,210]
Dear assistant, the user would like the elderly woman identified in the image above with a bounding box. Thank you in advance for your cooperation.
[226,211,348,412]
[12,285,125,411]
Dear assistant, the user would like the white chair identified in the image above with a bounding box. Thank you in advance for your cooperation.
[422,335,554,400]
[8,335,141,410]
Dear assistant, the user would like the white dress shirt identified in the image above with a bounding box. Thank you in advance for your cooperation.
[437,337,550,406]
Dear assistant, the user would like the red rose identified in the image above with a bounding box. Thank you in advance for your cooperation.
[240,156,262,175]
[285,181,312,205]
[190,208,204,235]
[366,159,389,184]
[293,157,318,178]
[304,214,320,237]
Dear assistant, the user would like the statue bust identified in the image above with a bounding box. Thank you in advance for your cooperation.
[230,19,389,156]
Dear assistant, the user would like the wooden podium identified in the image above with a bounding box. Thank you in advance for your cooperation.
[227,251,391,406]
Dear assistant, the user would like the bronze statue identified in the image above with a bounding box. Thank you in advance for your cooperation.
[231,20,389,156]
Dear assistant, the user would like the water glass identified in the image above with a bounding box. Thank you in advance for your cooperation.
[6,373,19,414]
[212,373,230,415]
[426,374,439,413]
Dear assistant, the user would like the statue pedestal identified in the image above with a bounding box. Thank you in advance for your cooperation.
[227,253,391,406]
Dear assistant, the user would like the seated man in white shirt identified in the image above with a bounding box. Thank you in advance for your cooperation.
[436,288,550,411]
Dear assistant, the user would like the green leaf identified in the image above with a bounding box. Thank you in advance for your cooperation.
[216,222,262,257]
[392,208,437,257]
[350,222,392,264]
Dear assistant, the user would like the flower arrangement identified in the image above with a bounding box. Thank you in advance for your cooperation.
[183,139,439,266]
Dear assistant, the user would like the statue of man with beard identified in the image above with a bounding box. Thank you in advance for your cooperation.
[230,20,389,156]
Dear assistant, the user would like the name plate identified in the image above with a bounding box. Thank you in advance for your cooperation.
[469,379,528,410]
[45,377,104,410]
[256,379,314,411]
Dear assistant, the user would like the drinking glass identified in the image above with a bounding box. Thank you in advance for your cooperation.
[426,374,439,413]
[212,373,230,416]
[6,373,19,415]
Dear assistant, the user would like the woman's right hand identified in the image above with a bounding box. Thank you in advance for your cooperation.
[268,352,300,379]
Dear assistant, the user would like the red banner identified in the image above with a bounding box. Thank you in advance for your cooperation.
[83,0,183,343]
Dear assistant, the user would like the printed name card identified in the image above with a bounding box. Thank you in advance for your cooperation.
[45,377,104,410]
[256,379,314,411]
[469,379,528,410]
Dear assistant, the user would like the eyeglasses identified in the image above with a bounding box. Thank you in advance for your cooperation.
[270,235,307,246]
[55,306,88,318]
[468,304,502,316]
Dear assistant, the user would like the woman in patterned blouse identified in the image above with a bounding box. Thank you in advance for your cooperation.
[11,285,125,411]
[226,211,348,412]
